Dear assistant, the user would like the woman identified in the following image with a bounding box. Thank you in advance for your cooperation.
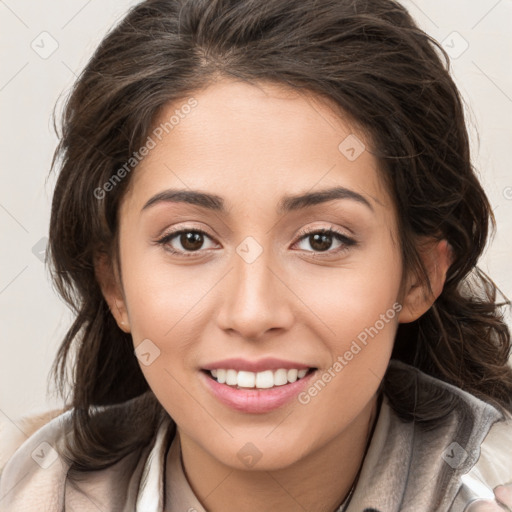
[1,0,511,510]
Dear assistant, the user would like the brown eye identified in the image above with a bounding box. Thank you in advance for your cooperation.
[294,228,356,255]
[157,228,218,256]
[308,233,334,252]
[180,231,204,251]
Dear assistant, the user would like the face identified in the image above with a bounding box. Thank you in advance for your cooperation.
[107,78,408,471]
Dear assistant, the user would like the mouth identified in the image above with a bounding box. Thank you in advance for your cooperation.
[199,363,318,413]
[202,367,317,390]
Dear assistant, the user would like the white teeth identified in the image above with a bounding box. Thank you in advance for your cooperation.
[274,369,288,386]
[226,369,238,386]
[217,369,226,384]
[237,371,255,388]
[287,369,298,383]
[255,370,274,389]
[208,367,312,388]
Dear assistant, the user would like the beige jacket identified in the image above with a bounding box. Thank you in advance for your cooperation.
[1,361,511,511]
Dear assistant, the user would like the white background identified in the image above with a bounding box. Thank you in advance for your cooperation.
[1,0,511,422]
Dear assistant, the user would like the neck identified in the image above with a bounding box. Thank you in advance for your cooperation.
[171,394,380,512]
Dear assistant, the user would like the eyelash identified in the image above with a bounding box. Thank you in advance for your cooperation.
[155,225,357,258]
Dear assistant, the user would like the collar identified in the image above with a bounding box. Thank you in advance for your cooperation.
[136,361,503,512]
[164,431,207,512]
[0,360,504,511]
[345,361,504,511]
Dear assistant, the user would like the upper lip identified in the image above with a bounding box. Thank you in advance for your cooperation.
[202,357,314,373]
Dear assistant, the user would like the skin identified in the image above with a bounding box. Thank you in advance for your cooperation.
[97,78,458,511]
[465,485,512,511]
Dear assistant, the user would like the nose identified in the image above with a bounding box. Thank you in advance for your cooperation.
[215,243,295,341]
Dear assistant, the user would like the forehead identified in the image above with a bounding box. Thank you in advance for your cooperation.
[122,79,393,217]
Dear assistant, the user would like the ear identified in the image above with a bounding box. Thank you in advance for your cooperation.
[398,238,454,324]
[94,251,131,333]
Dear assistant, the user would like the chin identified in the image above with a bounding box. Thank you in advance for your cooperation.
[208,436,313,472]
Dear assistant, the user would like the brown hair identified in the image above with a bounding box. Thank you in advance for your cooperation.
[47,0,512,470]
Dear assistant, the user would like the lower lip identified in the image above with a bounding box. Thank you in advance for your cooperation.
[200,370,317,414]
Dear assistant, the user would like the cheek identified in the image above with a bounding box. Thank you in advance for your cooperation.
[120,233,210,338]
[119,251,219,421]
[306,235,402,406]
[305,235,402,346]
[119,249,208,419]
[294,266,402,449]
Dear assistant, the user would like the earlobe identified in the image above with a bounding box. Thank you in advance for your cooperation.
[93,251,131,333]
[398,239,454,324]
[112,299,131,333]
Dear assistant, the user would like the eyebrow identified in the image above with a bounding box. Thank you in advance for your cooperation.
[141,186,374,214]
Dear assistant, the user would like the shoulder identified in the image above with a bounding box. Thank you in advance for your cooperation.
[384,360,512,508]
[384,359,506,428]
[0,407,73,510]
[384,359,511,453]
[0,407,67,475]
[447,413,512,510]
[0,393,171,511]
[471,411,512,486]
